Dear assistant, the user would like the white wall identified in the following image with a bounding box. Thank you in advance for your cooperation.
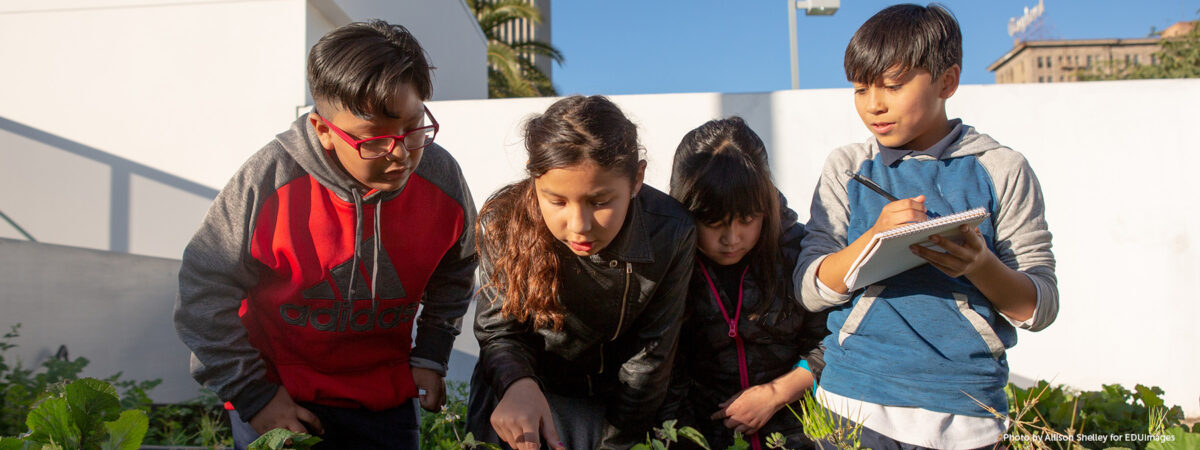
[430,80,1200,416]
[0,238,199,403]
[3,77,1196,414]
[0,0,308,191]
[0,117,217,259]
[326,0,488,102]
[0,0,486,191]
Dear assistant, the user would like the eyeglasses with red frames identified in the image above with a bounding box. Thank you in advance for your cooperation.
[316,105,439,160]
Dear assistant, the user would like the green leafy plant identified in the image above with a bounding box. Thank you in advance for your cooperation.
[418,380,501,450]
[632,419,715,450]
[247,428,321,450]
[1004,381,1188,449]
[1,323,231,447]
[794,390,864,450]
[0,377,148,449]
[965,380,1200,450]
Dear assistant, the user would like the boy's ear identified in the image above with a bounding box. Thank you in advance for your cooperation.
[631,160,647,198]
[939,64,962,99]
[308,113,336,151]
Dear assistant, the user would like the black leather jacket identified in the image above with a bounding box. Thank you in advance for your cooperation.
[661,200,829,450]
[470,185,696,448]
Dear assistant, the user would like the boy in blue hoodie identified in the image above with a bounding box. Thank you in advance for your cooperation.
[795,4,1059,449]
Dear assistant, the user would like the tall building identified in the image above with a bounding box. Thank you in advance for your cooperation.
[490,0,554,82]
[988,21,1194,84]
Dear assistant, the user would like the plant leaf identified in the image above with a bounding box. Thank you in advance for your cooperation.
[728,431,750,450]
[248,429,322,450]
[65,378,122,445]
[1146,426,1200,450]
[657,419,677,442]
[677,426,711,450]
[24,396,79,448]
[0,437,34,450]
[98,409,148,450]
[1134,384,1166,410]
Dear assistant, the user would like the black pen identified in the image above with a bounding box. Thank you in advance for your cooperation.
[844,170,900,202]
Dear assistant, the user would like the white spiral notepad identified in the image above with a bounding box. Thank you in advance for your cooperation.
[843,207,990,291]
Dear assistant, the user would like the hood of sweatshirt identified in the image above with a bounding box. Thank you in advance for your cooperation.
[275,114,404,204]
[940,124,1007,160]
[273,114,398,306]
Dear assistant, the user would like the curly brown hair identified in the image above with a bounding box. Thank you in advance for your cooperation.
[476,95,642,330]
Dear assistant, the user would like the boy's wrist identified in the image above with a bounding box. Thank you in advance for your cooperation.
[964,248,1005,280]
[230,380,281,422]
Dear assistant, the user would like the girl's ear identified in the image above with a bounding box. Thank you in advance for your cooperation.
[631,160,647,198]
[308,113,336,151]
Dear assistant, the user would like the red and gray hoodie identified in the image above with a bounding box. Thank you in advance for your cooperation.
[174,115,477,420]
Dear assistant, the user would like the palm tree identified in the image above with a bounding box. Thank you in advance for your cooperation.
[467,0,564,98]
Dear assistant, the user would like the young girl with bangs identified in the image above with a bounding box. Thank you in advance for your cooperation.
[466,95,697,450]
[661,117,828,450]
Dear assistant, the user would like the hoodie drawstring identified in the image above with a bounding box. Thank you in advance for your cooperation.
[347,189,382,312]
[371,200,381,314]
[349,190,363,304]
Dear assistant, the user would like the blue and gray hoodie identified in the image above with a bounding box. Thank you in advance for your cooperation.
[794,122,1058,417]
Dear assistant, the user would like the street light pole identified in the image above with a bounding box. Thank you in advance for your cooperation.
[789,0,799,90]
[789,0,839,90]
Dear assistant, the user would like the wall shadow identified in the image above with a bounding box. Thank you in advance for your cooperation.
[0,116,218,252]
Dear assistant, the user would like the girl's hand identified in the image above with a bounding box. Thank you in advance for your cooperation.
[710,367,815,435]
[491,378,565,450]
[710,384,782,435]
[869,195,928,235]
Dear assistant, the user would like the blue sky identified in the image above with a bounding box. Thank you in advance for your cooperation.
[550,0,1200,95]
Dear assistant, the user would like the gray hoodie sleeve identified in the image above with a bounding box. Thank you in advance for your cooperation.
[174,147,290,420]
[977,149,1059,331]
[794,145,866,312]
[410,147,479,376]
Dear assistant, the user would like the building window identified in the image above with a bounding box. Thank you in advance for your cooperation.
[1087,55,1092,67]
[1134,54,1139,65]
[1047,57,1052,68]
[1037,56,1043,68]
[1038,76,1043,83]
[1125,54,1130,65]
[1152,54,1157,65]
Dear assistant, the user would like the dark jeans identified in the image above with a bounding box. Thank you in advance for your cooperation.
[229,399,419,450]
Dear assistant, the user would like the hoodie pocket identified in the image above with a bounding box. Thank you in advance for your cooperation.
[953,292,1006,359]
[837,285,886,346]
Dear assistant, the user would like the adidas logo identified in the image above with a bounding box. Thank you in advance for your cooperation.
[278,234,415,332]
[280,301,418,332]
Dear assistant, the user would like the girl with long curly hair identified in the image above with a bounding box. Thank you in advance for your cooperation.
[467,95,696,449]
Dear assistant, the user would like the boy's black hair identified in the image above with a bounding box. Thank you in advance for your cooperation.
[307,20,433,120]
[844,3,962,84]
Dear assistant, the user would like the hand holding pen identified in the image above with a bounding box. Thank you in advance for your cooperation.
[845,170,928,232]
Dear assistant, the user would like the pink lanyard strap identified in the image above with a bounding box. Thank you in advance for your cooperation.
[698,260,749,338]
[698,260,762,450]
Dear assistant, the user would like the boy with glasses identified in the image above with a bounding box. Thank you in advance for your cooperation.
[175,20,477,449]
